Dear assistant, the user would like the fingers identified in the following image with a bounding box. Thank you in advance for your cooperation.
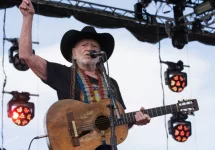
[140,107,145,111]
[19,0,35,16]
[141,107,151,121]
[23,0,30,5]
[135,107,151,126]
[146,114,151,123]
[135,113,150,124]
[19,0,32,10]
[19,2,28,10]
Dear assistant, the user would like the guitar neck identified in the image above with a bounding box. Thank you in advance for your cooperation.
[114,104,178,126]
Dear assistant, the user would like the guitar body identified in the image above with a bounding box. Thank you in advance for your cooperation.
[45,99,128,150]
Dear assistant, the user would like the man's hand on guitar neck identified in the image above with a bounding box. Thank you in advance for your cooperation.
[135,107,151,126]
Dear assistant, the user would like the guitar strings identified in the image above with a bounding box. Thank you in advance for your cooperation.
[66,106,188,130]
[79,116,135,126]
[72,108,168,128]
[71,118,134,131]
[74,106,180,129]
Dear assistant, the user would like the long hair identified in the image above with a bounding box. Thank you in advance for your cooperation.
[70,59,77,99]
[70,60,112,100]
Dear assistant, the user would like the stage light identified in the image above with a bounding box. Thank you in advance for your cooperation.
[171,26,188,49]
[194,0,215,16]
[134,2,143,20]
[165,71,187,92]
[168,112,192,142]
[4,38,38,71]
[171,5,188,49]
[140,0,151,8]
[162,60,189,93]
[192,19,203,33]
[6,91,35,126]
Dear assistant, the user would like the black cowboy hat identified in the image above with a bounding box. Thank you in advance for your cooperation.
[60,26,115,62]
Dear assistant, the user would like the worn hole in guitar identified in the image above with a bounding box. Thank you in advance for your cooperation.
[95,115,110,131]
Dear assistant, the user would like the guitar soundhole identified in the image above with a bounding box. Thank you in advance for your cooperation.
[95,115,110,131]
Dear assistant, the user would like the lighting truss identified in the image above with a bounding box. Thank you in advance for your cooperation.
[30,0,215,38]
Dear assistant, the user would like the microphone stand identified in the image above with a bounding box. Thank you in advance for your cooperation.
[98,57,121,150]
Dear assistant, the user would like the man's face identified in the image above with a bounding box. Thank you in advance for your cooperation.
[72,39,101,66]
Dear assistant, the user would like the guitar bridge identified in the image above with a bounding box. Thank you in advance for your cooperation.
[67,112,80,147]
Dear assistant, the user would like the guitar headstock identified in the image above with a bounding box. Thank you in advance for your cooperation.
[177,99,199,115]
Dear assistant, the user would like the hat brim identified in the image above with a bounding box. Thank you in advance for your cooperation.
[60,29,114,63]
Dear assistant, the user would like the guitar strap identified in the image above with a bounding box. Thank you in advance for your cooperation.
[70,64,118,101]
[110,80,118,100]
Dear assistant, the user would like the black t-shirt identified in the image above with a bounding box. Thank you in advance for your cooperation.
[42,61,126,109]
[42,61,126,150]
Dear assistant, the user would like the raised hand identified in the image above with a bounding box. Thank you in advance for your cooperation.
[19,0,35,17]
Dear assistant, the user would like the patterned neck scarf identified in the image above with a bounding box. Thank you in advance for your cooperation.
[76,67,109,103]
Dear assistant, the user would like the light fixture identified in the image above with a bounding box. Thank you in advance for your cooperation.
[168,112,192,142]
[165,71,187,92]
[6,91,37,126]
[140,0,151,8]
[194,0,215,16]
[4,38,38,71]
[171,26,188,49]
[192,19,203,33]
[161,60,189,93]
[170,5,188,49]
[134,2,143,20]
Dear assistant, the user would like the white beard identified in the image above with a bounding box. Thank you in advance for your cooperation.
[77,56,100,68]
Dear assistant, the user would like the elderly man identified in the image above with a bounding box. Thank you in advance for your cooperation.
[19,0,151,149]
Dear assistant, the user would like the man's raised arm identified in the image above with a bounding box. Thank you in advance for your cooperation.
[19,0,47,81]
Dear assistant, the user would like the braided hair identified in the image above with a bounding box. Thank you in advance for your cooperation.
[70,59,77,99]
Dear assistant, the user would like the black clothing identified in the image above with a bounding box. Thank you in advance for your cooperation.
[42,61,126,150]
[42,61,126,109]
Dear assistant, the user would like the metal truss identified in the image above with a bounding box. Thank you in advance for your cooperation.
[31,0,215,36]
[31,0,162,25]
[154,0,205,8]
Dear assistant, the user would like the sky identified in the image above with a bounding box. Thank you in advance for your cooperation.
[0,0,215,150]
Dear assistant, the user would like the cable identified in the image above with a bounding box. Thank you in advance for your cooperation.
[101,53,111,94]
[28,135,48,150]
[28,137,37,150]
[155,2,169,150]
[1,6,7,150]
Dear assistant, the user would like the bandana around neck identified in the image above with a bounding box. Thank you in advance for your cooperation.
[76,67,109,103]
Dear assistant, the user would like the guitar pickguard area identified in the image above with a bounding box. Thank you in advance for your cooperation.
[79,109,98,120]
[79,130,99,142]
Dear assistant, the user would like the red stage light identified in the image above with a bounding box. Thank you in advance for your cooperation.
[11,106,33,126]
[7,91,35,126]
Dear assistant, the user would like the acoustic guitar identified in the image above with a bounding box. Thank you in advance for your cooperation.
[44,98,199,150]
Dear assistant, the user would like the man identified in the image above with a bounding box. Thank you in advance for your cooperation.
[19,0,151,149]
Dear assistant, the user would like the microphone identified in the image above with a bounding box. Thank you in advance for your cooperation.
[89,50,105,58]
